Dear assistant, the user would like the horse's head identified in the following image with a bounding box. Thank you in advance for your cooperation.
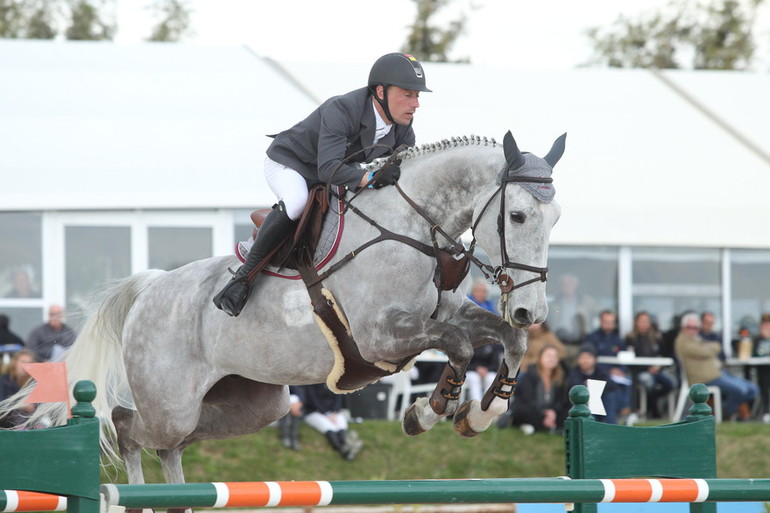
[473,131,565,328]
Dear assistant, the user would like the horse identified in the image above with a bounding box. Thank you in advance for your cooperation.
[1,131,564,487]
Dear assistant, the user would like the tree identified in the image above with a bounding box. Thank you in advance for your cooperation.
[402,0,470,63]
[146,0,193,42]
[585,0,765,70]
[64,0,114,41]
[0,0,56,39]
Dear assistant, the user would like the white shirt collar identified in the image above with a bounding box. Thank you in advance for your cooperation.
[372,99,393,144]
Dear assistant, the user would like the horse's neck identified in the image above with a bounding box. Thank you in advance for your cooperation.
[399,146,500,238]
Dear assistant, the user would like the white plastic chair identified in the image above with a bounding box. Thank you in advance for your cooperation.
[672,365,722,423]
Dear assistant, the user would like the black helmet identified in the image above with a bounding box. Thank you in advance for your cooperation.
[368,53,432,92]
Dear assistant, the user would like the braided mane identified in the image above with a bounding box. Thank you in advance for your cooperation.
[363,135,499,171]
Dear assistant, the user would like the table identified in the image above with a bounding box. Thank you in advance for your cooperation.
[597,354,674,367]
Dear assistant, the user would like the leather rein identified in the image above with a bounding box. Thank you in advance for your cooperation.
[318,145,552,322]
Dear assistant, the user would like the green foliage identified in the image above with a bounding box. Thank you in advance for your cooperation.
[101,419,770,484]
[402,0,470,63]
[0,0,56,39]
[64,0,114,41]
[585,0,766,70]
[146,0,193,42]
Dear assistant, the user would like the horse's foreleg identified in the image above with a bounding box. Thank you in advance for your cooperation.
[449,303,528,437]
[360,309,474,436]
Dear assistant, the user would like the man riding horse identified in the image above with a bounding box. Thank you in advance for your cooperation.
[213,52,432,317]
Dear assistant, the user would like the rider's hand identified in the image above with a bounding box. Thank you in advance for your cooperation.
[370,159,401,189]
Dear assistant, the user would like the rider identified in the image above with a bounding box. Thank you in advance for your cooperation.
[213,52,432,317]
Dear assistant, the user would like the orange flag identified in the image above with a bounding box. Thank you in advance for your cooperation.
[22,362,71,417]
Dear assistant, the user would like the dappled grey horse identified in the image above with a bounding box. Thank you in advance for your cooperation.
[2,131,564,486]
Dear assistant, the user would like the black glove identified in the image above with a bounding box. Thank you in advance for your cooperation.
[371,159,401,189]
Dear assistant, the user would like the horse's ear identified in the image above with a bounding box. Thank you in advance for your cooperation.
[544,133,567,168]
[503,130,525,169]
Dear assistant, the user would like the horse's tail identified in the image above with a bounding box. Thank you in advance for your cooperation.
[0,269,165,462]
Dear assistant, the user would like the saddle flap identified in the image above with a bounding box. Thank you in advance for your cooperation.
[250,208,271,228]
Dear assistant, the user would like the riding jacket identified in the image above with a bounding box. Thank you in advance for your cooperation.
[266,87,415,190]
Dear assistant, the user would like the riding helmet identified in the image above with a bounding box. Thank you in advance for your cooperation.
[368,53,432,92]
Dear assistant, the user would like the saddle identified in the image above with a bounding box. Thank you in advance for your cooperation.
[249,184,330,270]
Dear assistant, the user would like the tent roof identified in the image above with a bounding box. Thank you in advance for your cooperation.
[2,40,769,248]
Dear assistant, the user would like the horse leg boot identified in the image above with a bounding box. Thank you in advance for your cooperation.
[213,201,295,316]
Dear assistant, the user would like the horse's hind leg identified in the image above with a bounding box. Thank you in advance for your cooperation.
[112,406,147,485]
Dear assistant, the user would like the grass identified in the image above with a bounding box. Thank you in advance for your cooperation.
[101,419,770,484]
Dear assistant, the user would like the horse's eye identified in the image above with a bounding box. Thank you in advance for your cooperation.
[510,211,526,224]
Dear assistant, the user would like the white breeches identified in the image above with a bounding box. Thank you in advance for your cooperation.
[304,411,349,434]
[264,157,309,221]
[465,370,497,402]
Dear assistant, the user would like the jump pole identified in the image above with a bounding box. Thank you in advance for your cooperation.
[97,478,770,510]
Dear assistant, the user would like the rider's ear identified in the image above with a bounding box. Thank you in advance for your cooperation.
[376,85,385,101]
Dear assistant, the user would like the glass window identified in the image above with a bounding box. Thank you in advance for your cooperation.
[1,307,43,345]
[234,208,256,247]
[546,246,618,345]
[0,212,42,299]
[65,226,131,321]
[148,227,213,271]
[730,249,770,336]
[632,247,721,333]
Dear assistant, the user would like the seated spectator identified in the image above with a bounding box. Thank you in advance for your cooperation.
[26,305,77,362]
[700,311,726,361]
[465,343,502,403]
[522,322,566,370]
[277,385,303,450]
[0,349,37,428]
[467,278,498,314]
[299,383,362,460]
[584,310,632,418]
[0,314,25,348]
[566,344,622,424]
[675,312,758,421]
[509,345,569,434]
[624,311,675,419]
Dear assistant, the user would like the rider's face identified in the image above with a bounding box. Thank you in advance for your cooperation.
[377,85,421,126]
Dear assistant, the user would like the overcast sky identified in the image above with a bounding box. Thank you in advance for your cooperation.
[113,0,770,70]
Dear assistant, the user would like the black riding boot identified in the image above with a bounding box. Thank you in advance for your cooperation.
[213,202,295,317]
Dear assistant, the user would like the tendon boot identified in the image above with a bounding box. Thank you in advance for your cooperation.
[213,202,295,316]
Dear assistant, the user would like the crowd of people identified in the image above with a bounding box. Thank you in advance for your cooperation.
[0,304,77,428]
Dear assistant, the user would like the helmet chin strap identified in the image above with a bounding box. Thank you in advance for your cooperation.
[370,85,395,124]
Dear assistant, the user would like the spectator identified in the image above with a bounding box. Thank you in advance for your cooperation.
[522,322,566,370]
[752,313,770,421]
[0,314,24,348]
[624,311,675,419]
[675,312,758,421]
[566,344,622,424]
[26,305,76,362]
[509,345,569,434]
[4,269,38,298]
[0,349,37,428]
[584,310,632,419]
[467,279,498,314]
[700,311,726,361]
[300,384,362,460]
[277,386,304,450]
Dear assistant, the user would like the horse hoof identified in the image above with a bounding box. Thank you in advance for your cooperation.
[402,403,426,436]
[453,401,480,438]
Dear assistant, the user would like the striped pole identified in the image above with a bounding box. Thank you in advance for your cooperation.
[99,478,770,509]
[0,491,66,512]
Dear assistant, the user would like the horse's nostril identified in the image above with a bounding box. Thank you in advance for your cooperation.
[514,308,532,326]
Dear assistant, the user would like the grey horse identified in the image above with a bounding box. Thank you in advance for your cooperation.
[2,131,564,487]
